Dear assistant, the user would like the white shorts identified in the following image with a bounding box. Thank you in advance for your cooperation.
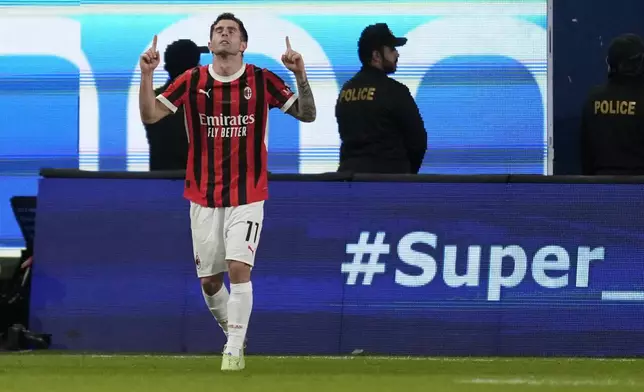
[189,200,264,278]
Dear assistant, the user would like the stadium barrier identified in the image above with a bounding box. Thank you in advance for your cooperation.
[30,169,644,356]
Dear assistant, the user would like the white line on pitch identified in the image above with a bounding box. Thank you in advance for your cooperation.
[457,377,642,387]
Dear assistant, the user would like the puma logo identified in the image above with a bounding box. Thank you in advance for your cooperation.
[198,88,211,98]
[248,245,255,255]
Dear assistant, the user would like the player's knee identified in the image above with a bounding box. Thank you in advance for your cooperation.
[227,260,251,284]
[200,273,224,296]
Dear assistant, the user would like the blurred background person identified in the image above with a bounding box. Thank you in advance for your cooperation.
[144,39,209,171]
[335,23,427,174]
[580,33,644,175]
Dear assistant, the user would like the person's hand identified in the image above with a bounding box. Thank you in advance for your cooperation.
[281,36,305,75]
[140,35,160,75]
[21,256,32,269]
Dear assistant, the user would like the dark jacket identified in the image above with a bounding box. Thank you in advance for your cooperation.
[144,81,189,171]
[580,74,644,175]
[335,66,427,174]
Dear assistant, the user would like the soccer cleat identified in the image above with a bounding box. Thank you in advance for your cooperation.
[221,346,245,371]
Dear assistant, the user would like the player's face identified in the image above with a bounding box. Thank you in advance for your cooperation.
[209,19,247,56]
[381,46,399,74]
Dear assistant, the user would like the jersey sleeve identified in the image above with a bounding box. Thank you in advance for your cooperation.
[156,69,192,113]
[264,69,298,112]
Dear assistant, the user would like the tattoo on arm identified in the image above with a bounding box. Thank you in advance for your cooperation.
[287,77,317,122]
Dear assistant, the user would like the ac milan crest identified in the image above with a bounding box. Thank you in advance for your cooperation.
[244,86,252,100]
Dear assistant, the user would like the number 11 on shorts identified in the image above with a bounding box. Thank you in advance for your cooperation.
[245,221,259,243]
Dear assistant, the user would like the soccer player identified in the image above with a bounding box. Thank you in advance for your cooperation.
[138,13,317,371]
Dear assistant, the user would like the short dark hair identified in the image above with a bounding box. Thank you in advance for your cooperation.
[210,13,248,43]
[163,39,204,79]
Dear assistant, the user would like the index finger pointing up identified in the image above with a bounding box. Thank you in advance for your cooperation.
[152,35,158,51]
[285,36,291,51]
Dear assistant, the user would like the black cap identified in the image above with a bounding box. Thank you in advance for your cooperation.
[607,33,644,67]
[358,23,407,63]
[164,39,210,78]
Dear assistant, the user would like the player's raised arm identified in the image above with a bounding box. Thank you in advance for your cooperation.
[139,35,172,124]
[281,36,316,123]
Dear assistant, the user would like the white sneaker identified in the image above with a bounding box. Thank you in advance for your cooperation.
[221,347,245,371]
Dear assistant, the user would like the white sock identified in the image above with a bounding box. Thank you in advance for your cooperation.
[202,285,229,335]
[225,282,253,356]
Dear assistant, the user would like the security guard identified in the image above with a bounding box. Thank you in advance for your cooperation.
[335,23,427,174]
[144,39,209,171]
[580,33,644,175]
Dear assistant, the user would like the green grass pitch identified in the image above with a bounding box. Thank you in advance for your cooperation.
[1,353,643,391]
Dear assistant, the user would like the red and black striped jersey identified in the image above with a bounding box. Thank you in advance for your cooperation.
[156,63,297,208]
